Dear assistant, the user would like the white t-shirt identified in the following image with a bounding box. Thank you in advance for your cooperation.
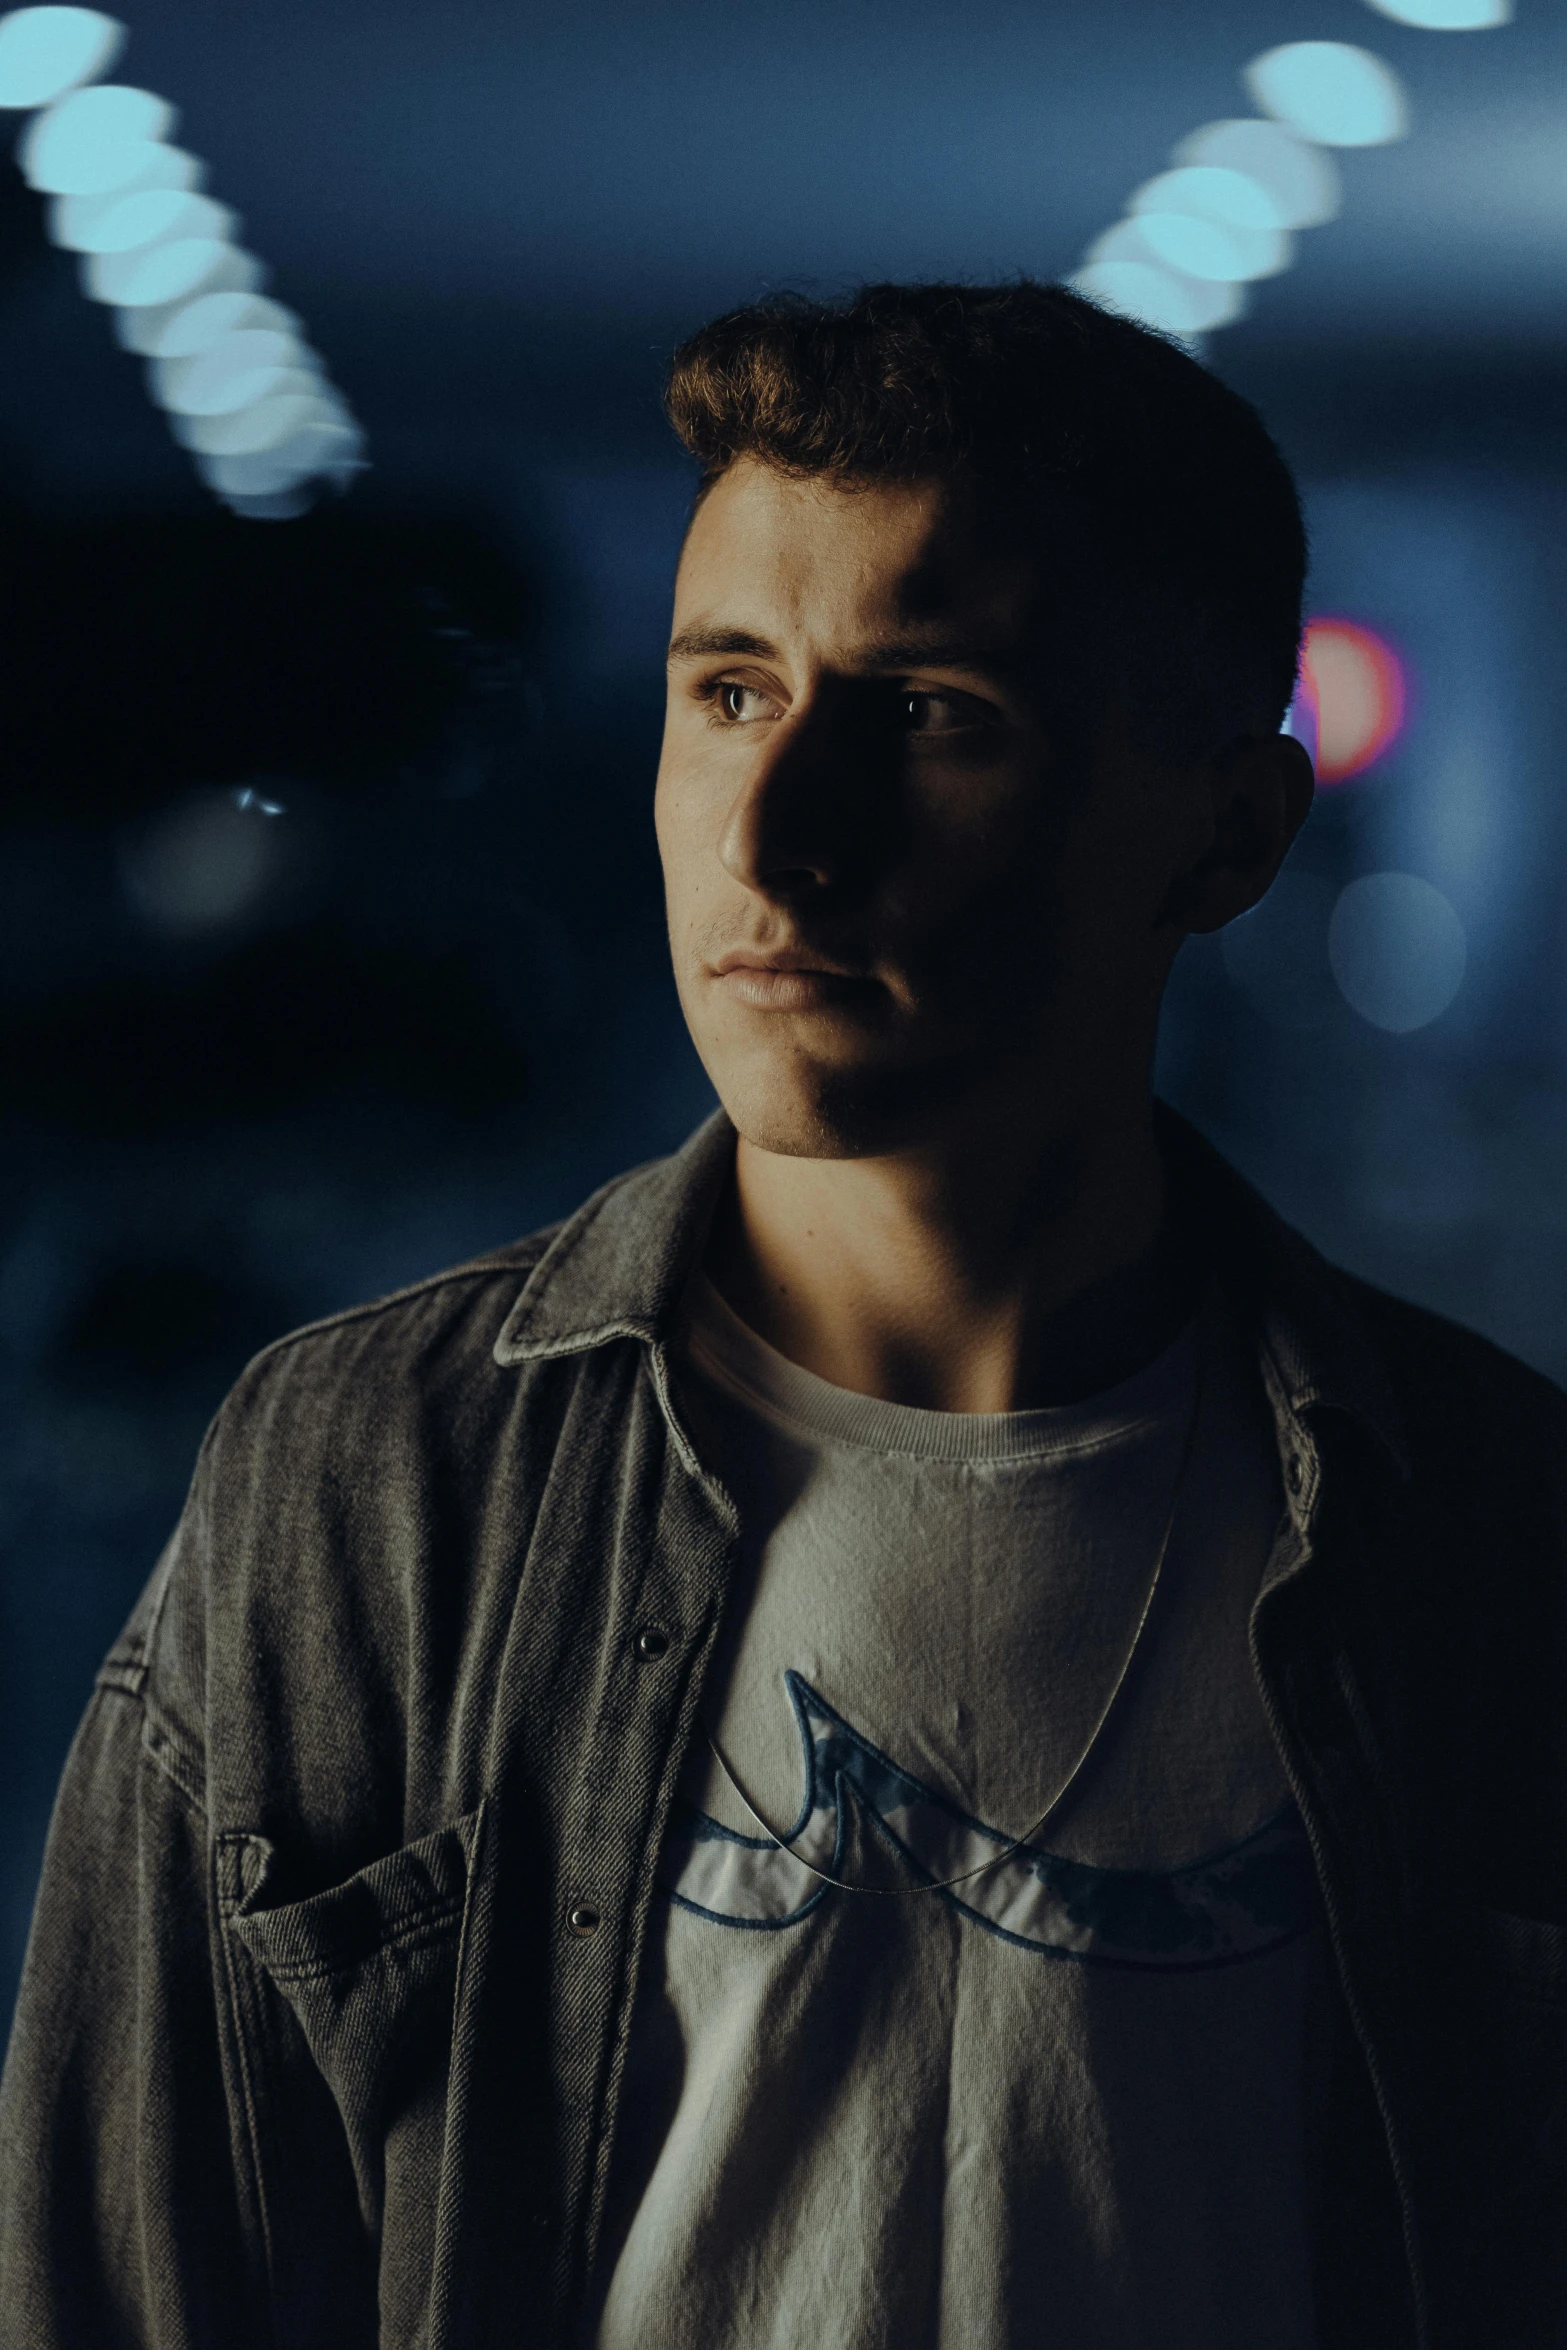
[591,1274,1320,2349]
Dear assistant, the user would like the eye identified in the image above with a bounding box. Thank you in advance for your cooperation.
[903,691,979,734]
[705,679,780,725]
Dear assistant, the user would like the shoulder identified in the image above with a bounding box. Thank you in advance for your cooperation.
[191,1221,591,1489]
[1339,1268,1565,1438]
[134,1221,581,1773]
[183,1215,601,1560]
[234,1225,564,1398]
[1329,1264,1567,1530]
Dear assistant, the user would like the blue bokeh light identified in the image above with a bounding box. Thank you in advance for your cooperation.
[1244,42,1409,148]
[1135,208,1290,284]
[1361,0,1508,24]
[1329,873,1468,1032]
[1068,256,1244,338]
[85,234,259,309]
[0,3,118,108]
[0,1,364,514]
[19,79,171,190]
[1171,120,1340,229]
[1132,165,1285,232]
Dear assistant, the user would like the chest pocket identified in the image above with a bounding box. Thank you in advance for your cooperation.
[219,1802,487,2350]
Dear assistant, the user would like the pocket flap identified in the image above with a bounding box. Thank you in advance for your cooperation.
[232,1809,482,1984]
[225,1802,488,2240]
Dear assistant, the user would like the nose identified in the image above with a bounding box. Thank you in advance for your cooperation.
[717,702,878,900]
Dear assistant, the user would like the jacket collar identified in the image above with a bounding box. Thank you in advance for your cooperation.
[494,1110,737,1366]
[494,1102,1409,1480]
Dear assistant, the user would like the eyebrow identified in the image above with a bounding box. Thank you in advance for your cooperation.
[665,624,1024,678]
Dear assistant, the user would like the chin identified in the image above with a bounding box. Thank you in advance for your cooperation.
[705,1043,973,1162]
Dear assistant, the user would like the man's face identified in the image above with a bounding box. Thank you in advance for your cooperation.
[656,458,1206,1160]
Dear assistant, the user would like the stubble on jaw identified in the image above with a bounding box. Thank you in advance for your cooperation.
[689,981,1064,1165]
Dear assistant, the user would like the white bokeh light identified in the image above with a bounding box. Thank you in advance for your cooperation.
[0,4,119,106]
[1329,874,1468,1033]
[1072,33,1394,343]
[85,234,260,308]
[223,488,314,521]
[1134,208,1290,284]
[1360,0,1508,24]
[58,186,232,254]
[19,79,171,188]
[196,423,361,499]
[1173,120,1341,230]
[0,2,364,517]
[51,146,201,245]
[155,327,315,416]
[171,383,326,453]
[1132,166,1284,233]
[114,288,297,358]
[1068,259,1244,338]
[1079,224,1249,323]
[1245,42,1409,147]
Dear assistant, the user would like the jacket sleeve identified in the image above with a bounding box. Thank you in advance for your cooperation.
[0,1542,257,2350]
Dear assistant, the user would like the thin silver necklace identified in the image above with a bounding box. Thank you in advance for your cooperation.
[703,1324,1207,1898]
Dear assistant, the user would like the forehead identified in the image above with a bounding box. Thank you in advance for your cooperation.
[674,458,1036,640]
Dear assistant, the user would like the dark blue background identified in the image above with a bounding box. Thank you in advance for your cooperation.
[3,0,1564,2024]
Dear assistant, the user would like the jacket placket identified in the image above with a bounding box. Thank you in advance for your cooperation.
[1249,1391,1431,2350]
[437,1334,741,2347]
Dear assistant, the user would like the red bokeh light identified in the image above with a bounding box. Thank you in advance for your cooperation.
[1296,618,1406,783]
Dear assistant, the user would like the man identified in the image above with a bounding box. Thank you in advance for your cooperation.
[2,280,1563,2350]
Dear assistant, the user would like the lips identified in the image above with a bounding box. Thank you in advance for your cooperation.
[709,947,878,1011]
[710,946,866,980]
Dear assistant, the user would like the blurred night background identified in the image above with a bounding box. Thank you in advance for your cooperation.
[1,0,1564,2024]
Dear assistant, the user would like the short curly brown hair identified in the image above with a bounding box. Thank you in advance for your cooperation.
[664,278,1306,754]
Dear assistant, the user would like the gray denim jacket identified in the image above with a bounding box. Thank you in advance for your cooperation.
[2,1107,1565,2350]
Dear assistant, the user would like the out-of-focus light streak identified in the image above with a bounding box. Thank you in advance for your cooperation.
[1361,0,1509,25]
[1131,165,1292,236]
[0,2,117,102]
[1069,0,1507,349]
[1245,43,1409,147]
[61,183,226,255]
[0,4,364,519]
[1068,39,1408,345]
[1070,256,1243,338]
[1298,617,1407,782]
[1133,207,1291,285]
[118,288,301,360]
[1171,120,1341,231]
[18,74,165,182]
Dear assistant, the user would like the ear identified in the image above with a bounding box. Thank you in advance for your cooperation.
[1159,729,1315,936]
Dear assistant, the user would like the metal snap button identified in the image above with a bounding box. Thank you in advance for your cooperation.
[1286,1454,1305,1497]
[568,1903,601,1937]
[635,1625,670,1661]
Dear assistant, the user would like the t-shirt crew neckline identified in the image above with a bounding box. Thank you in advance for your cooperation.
[682,1271,1200,1466]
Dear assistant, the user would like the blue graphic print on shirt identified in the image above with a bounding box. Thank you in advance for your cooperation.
[663,1673,1315,1970]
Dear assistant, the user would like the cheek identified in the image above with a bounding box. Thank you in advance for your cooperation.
[655,765,736,974]
[654,766,700,912]
[890,809,1061,1004]
[910,785,1152,1000]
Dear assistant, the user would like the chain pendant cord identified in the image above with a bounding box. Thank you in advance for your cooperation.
[703,1325,1208,1898]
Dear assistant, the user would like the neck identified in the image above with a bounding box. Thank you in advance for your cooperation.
[704,1091,1199,1413]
